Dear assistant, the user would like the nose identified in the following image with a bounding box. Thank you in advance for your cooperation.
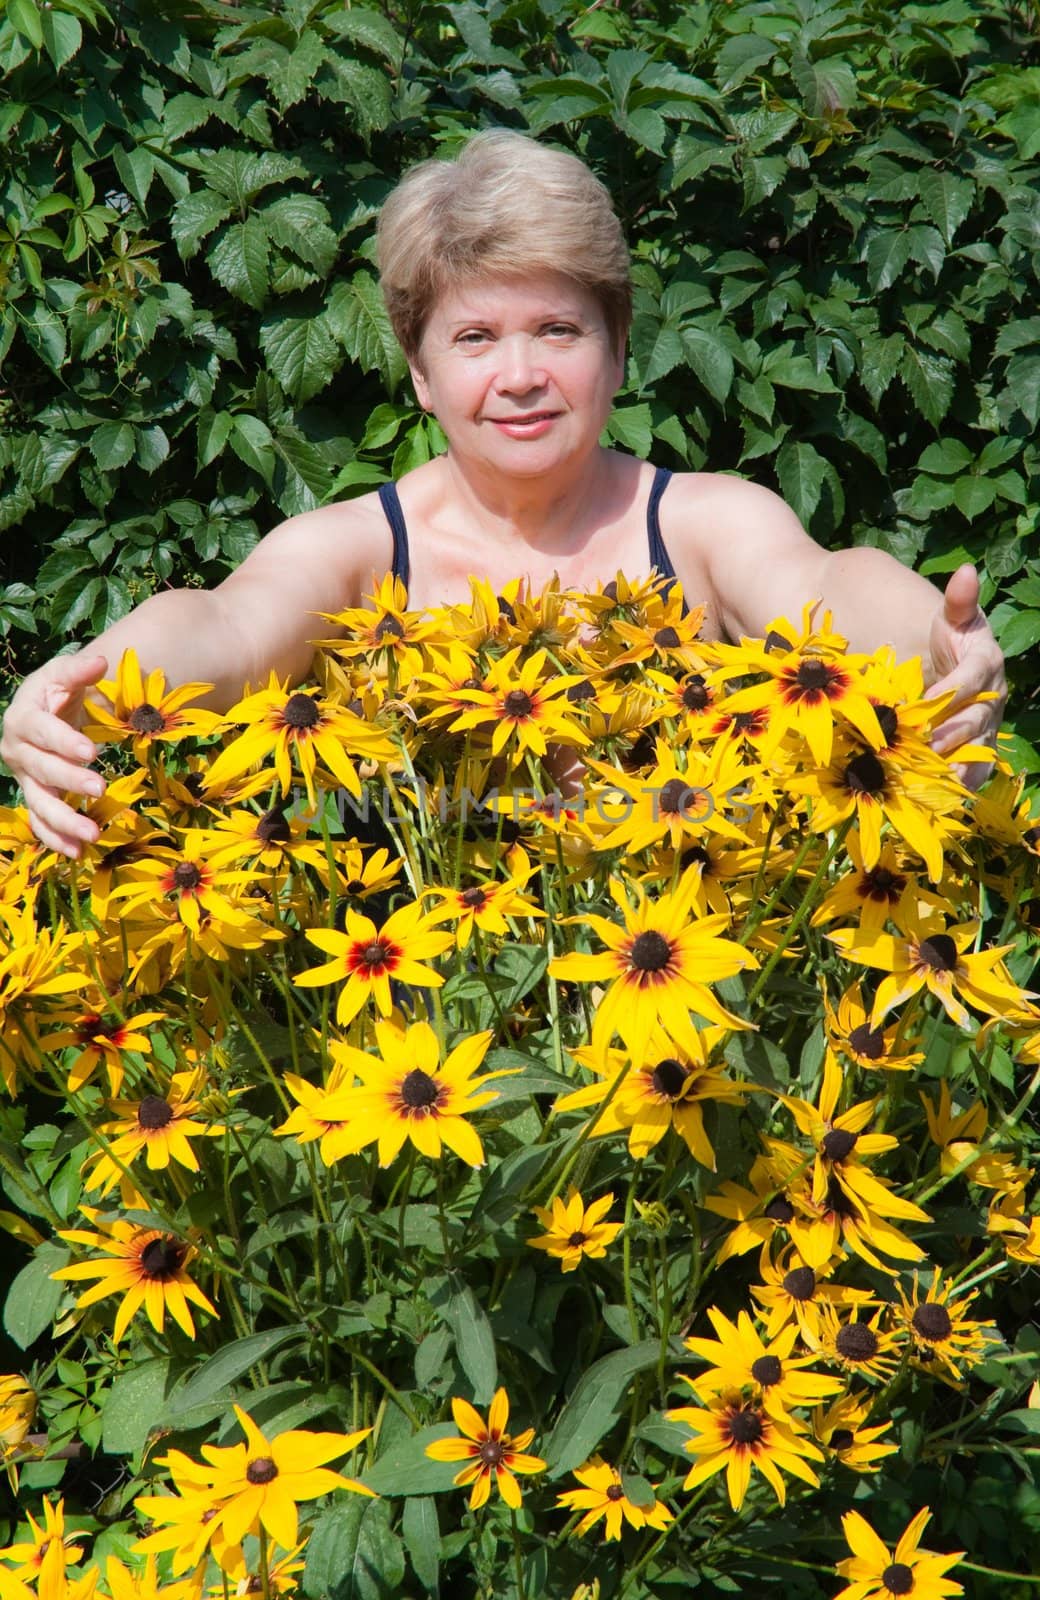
[494,333,547,396]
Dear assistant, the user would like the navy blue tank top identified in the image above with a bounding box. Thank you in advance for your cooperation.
[377,464,688,615]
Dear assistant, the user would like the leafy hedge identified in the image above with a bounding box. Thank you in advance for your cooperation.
[1,0,1039,747]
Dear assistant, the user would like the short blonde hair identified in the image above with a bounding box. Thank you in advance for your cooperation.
[376,130,632,360]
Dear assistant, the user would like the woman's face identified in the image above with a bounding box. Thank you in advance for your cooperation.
[409,272,624,480]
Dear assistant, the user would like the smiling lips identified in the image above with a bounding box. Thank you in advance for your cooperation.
[489,411,560,434]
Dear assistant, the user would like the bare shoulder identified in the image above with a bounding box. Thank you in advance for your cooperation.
[661,470,807,537]
[216,489,393,612]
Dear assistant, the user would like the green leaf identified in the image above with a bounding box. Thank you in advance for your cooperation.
[543,1340,660,1477]
[303,1497,405,1600]
[916,170,974,245]
[40,8,82,68]
[790,51,856,116]
[325,273,406,392]
[264,195,338,276]
[603,403,653,457]
[776,441,827,525]
[171,190,234,259]
[997,609,1040,658]
[324,7,403,62]
[865,230,911,292]
[714,35,776,92]
[274,433,333,500]
[4,1244,70,1350]
[362,1423,459,1497]
[102,1358,171,1456]
[682,327,733,404]
[89,421,135,472]
[1005,353,1040,426]
[208,216,270,310]
[428,1275,497,1404]
[630,316,684,390]
[260,312,340,405]
[321,57,393,138]
[900,347,954,427]
[231,414,276,484]
[135,425,170,474]
[401,1497,439,1594]
[952,476,996,519]
[268,30,326,113]
[917,438,973,475]
[904,223,945,279]
[8,0,44,49]
[995,318,1040,357]
[165,1325,306,1415]
[197,409,234,468]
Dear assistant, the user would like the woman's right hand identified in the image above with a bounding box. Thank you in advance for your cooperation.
[1,652,109,857]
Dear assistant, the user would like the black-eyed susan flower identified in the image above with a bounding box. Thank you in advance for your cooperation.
[606,586,709,672]
[830,915,1037,1030]
[681,1307,843,1418]
[810,832,934,934]
[313,1018,509,1167]
[549,865,756,1064]
[201,1407,373,1550]
[0,902,85,1090]
[53,1211,216,1343]
[319,573,440,684]
[81,1069,222,1196]
[557,1026,750,1165]
[554,1459,673,1540]
[447,647,590,767]
[703,1155,801,1263]
[585,738,754,856]
[203,673,396,809]
[750,1245,872,1345]
[108,834,262,937]
[294,900,454,1027]
[812,1392,898,1474]
[836,1507,964,1600]
[782,1152,930,1274]
[893,1271,996,1384]
[274,1057,357,1166]
[987,1190,1040,1264]
[528,1189,622,1272]
[778,1053,901,1211]
[713,634,884,768]
[47,1007,167,1096]
[83,649,223,758]
[920,1079,1029,1193]
[0,1495,86,1582]
[425,1389,545,1510]
[0,1374,34,1475]
[817,1304,901,1384]
[823,984,924,1074]
[102,1553,192,1600]
[424,845,545,949]
[666,1391,823,1510]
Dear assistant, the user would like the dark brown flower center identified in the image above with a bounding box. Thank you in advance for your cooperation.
[246,1456,278,1485]
[764,1195,794,1224]
[881,1563,914,1596]
[917,934,958,972]
[659,778,696,816]
[726,1407,764,1445]
[256,808,291,843]
[355,939,393,971]
[843,751,887,796]
[783,1266,816,1301]
[567,1231,588,1248]
[835,1322,879,1362]
[478,1438,505,1466]
[860,865,906,901]
[629,931,672,974]
[128,703,166,734]
[172,862,203,891]
[751,1354,782,1386]
[680,843,711,871]
[651,1057,688,1099]
[283,693,320,729]
[830,1428,854,1452]
[460,887,488,909]
[825,1174,860,1219]
[374,615,404,641]
[138,1095,174,1130]
[848,1022,886,1060]
[653,626,681,649]
[139,1237,187,1280]
[681,675,711,711]
[496,596,517,624]
[400,1069,440,1111]
[343,878,367,896]
[566,680,595,703]
[821,1127,858,1162]
[873,703,899,745]
[601,581,619,602]
[732,710,764,735]
[911,1302,952,1342]
[605,1483,625,1501]
[503,689,534,719]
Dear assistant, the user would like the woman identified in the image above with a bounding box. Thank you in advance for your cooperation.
[1,130,1006,858]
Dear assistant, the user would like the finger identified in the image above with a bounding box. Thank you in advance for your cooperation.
[18,750,106,799]
[950,760,994,793]
[931,713,998,754]
[928,659,995,712]
[942,563,982,629]
[21,777,101,851]
[50,651,109,689]
[14,712,100,767]
[26,812,87,860]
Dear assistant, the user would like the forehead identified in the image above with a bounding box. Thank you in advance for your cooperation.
[428,271,601,328]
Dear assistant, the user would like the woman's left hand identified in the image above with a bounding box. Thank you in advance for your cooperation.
[927,563,1007,790]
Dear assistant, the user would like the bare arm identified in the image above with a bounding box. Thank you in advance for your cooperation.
[1,498,388,856]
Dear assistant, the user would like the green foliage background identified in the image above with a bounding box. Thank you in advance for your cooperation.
[1,0,1039,764]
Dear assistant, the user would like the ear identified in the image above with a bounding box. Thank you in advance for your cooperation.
[611,335,627,393]
[409,359,432,412]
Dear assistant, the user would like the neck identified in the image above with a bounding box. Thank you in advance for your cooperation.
[439,446,623,555]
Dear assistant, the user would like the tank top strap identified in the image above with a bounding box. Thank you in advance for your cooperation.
[378,481,411,592]
[645,465,688,617]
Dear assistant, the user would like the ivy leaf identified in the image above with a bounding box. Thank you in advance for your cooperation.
[682,327,734,404]
[1005,353,1040,426]
[865,230,911,292]
[952,477,997,519]
[325,272,407,392]
[776,441,827,525]
[790,51,856,116]
[171,189,234,259]
[630,315,685,390]
[41,9,82,69]
[208,216,270,309]
[267,30,326,113]
[916,169,974,245]
[323,7,404,62]
[89,421,135,472]
[900,347,954,427]
[714,35,776,92]
[260,312,340,406]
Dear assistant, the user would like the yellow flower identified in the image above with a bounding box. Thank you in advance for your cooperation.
[812,1392,898,1474]
[987,1189,1040,1264]
[447,646,590,766]
[314,1018,509,1168]
[714,635,884,768]
[83,649,223,757]
[0,1374,35,1466]
[294,900,454,1027]
[823,985,924,1074]
[424,845,545,949]
[425,1388,546,1509]
[529,1189,622,1272]
[681,1306,843,1418]
[836,1507,963,1600]
[554,1458,673,1540]
[103,1554,193,1600]
[45,1008,167,1097]
[82,1069,221,1195]
[893,1271,996,1385]
[549,866,756,1064]
[920,1079,1029,1193]
[750,1246,872,1345]
[274,1059,357,1166]
[817,1304,901,1384]
[666,1391,823,1510]
[53,1211,216,1343]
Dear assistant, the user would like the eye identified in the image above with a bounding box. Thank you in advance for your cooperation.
[455,329,492,347]
[543,322,579,338]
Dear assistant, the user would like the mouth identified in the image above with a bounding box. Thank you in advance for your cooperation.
[488,412,561,428]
